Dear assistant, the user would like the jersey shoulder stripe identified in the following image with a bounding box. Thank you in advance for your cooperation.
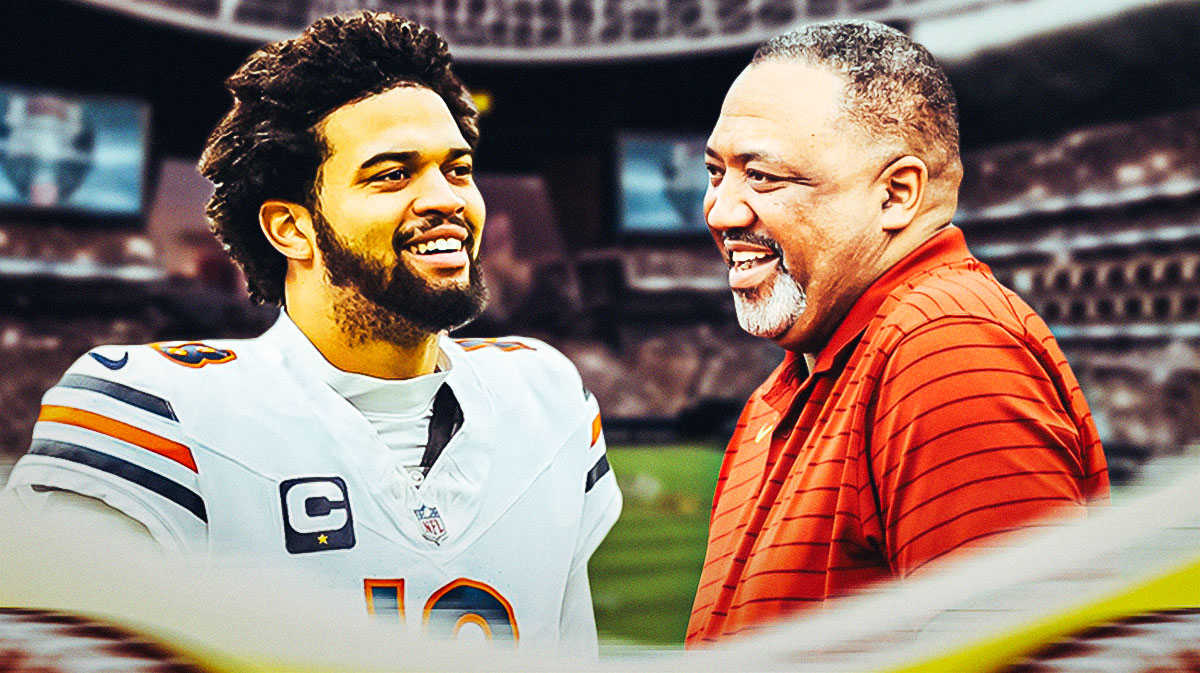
[453,337,536,353]
[29,439,208,523]
[37,405,197,472]
[58,373,178,421]
[590,413,602,447]
[585,454,611,494]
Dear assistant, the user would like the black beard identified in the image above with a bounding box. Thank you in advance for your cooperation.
[311,209,488,346]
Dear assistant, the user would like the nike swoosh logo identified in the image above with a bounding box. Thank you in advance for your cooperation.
[755,423,775,443]
[89,351,129,370]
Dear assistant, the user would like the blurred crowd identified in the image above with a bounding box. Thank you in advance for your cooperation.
[959,108,1200,217]
[2,105,1198,478]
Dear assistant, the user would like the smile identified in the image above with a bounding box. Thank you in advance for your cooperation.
[725,242,780,290]
[399,223,471,271]
[409,237,463,255]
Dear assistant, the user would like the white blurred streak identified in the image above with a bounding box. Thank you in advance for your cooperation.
[599,459,1200,672]
[0,491,587,672]
[912,0,1180,62]
[3,460,1197,671]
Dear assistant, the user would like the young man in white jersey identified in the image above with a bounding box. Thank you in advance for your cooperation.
[1,11,620,653]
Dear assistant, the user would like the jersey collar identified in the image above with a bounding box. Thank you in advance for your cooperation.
[264,310,451,413]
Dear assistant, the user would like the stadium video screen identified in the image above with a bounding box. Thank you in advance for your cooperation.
[0,84,150,222]
[617,132,709,236]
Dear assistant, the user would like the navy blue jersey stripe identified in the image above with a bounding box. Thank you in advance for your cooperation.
[585,454,611,493]
[58,374,178,421]
[30,439,207,523]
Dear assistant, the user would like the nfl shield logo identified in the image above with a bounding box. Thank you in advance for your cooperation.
[413,504,447,545]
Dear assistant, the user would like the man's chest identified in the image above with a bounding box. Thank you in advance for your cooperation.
[714,373,889,595]
[191,436,580,644]
[177,390,584,641]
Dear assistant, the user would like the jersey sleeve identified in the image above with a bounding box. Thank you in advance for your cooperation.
[459,334,623,559]
[557,561,599,655]
[452,333,622,645]
[868,317,1093,576]
[499,337,622,644]
[574,389,622,568]
[2,347,208,552]
[560,387,620,650]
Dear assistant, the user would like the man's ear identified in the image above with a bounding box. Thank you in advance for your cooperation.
[259,200,315,261]
[878,156,927,232]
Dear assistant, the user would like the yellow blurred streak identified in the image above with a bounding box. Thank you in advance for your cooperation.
[884,557,1200,673]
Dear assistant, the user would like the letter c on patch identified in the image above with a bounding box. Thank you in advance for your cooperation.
[279,476,355,553]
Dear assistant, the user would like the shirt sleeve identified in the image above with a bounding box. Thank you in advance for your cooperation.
[574,400,622,569]
[556,560,600,656]
[560,396,621,651]
[0,488,165,556]
[869,316,1092,576]
[2,350,209,552]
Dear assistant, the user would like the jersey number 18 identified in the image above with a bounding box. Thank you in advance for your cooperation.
[364,577,518,644]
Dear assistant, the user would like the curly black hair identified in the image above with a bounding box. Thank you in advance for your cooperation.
[199,12,479,305]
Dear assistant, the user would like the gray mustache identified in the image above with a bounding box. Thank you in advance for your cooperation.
[723,231,784,258]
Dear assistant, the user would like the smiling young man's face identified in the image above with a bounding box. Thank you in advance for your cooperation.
[310,84,487,337]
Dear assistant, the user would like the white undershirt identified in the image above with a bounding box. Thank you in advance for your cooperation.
[285,315,451,488]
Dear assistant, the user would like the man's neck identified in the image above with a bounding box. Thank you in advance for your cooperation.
[797,218,956,366]
[284,288,441,380]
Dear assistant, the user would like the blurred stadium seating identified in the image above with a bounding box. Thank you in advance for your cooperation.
[958,107,1200,478]
[959,108,1200,217]
[69,0,1009,62]
[1,2,1198,664]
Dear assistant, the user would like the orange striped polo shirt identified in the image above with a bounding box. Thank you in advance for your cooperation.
[686,227,1109,647]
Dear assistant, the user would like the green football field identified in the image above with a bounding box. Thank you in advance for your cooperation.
[588,444,725,648]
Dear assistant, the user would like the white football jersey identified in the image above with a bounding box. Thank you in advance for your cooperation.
[4,315,621,651]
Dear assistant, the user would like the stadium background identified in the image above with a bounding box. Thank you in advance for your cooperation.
[1,0,1197,651]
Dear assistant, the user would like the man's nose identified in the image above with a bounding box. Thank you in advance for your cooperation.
[412,169,467,217]
[705,181,754,232]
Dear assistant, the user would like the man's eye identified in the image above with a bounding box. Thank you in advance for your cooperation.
[706,164,724,185]
[373,168,410,182]
[448,164,473,178]
[746,169,774,182]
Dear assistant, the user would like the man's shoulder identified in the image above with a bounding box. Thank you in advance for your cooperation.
[876,259,1033,339]
[53,334,275,413]
[8,336,265,548]
[81,333,263,374]
[447,335,581,383]
[445,334,592,417]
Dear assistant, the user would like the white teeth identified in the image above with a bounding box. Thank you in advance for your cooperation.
[411,238,464,254]
[730,250,770,264]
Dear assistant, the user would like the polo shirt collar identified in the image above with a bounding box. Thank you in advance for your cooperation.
[807,224,970,376]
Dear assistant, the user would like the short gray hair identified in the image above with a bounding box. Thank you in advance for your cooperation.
[753,20,960,178]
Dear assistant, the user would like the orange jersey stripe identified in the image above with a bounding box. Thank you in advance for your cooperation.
[590,414,602,446]
[38,405,197,472]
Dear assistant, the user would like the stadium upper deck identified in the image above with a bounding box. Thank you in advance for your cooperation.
[68,0,1018,62]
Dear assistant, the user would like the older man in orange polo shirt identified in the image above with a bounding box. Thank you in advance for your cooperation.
[688,21,1109,647]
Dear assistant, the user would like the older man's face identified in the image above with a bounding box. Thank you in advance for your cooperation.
[704,60,894,354]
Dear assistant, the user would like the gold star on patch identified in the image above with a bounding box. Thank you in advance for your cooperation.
[318,534,328,544]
